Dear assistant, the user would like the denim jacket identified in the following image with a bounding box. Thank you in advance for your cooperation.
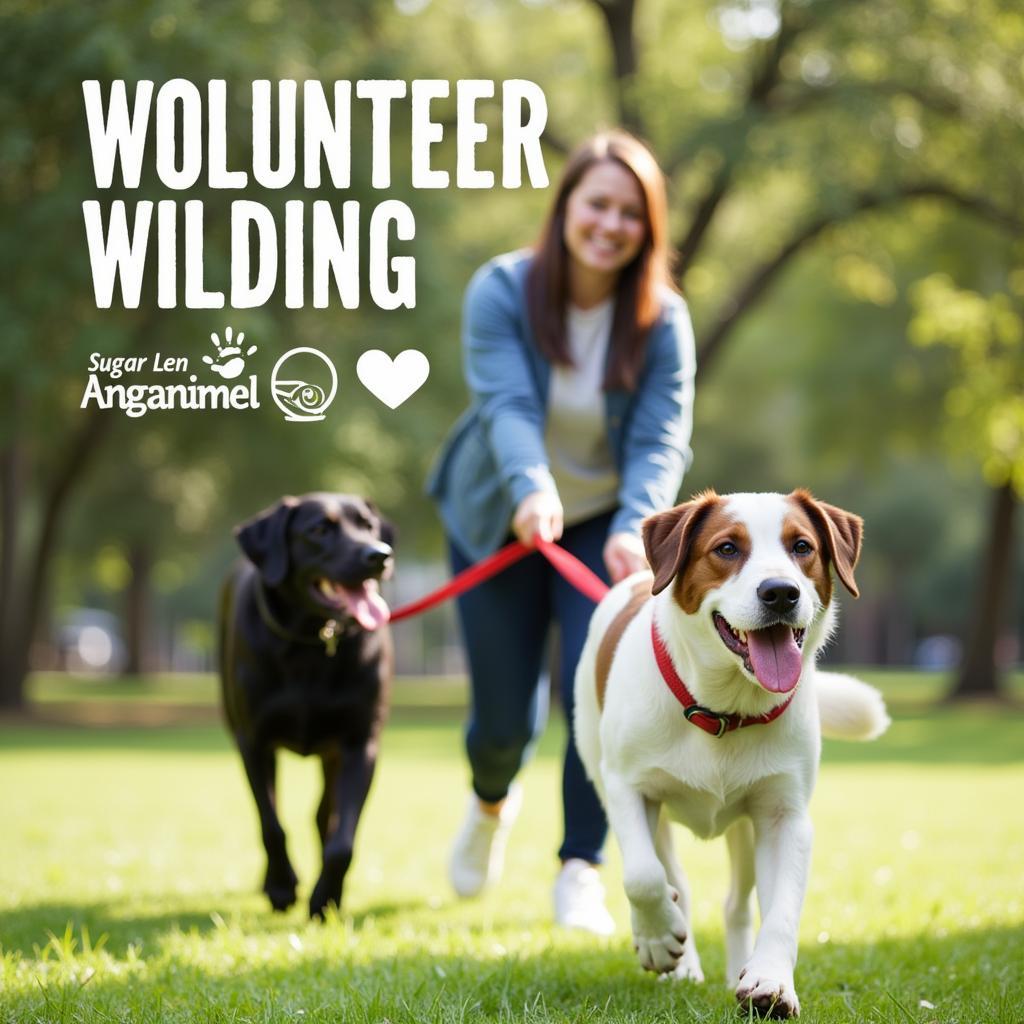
[427,250,696,562]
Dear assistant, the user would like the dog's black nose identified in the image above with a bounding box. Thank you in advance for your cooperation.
[757,578,800,611]
[361,543,393,571]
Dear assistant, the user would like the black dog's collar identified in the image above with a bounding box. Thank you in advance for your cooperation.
[254,580,342,657]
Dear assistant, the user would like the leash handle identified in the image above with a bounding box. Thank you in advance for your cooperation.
[388,539,610,623]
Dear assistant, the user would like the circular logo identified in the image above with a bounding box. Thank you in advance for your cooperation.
[270,347,338,422]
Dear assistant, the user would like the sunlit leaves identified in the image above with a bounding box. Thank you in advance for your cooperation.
[910,273,1024,492]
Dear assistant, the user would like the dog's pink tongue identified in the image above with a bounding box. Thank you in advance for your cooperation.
[746,624,802,693]
[341,581,390,631]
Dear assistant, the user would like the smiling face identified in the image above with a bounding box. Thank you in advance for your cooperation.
[562,159,648,287]
[642,491,862,694]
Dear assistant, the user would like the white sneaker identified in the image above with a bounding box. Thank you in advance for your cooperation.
[448,783,522,898]
[553,858,616,936]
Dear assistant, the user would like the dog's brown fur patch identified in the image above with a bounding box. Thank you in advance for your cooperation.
[642,491,722,597]
[788,489,863,598]
[782,502,834,606]
[674,503,750,614]
[596,580,651,710]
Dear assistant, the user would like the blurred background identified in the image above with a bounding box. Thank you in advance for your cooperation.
[2,0,1021,713]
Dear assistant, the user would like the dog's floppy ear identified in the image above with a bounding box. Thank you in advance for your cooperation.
[642,490,720,596]
[790,489,863,598]
[235,496,300,587]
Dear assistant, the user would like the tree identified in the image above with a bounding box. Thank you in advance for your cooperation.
[576,0,1023,691]
[0,3,273,706]
[909,272,1023,697]
[4,0,1023,706]
[0,0,467,707]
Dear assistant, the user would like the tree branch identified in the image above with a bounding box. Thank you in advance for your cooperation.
[764,78,966,119]
[670,6,814,275]
[695,182,1024,382]
[747,4,808,106]
[587,0,642,135]
[541,126,572,158]
[672,72,976,276]
[676,163,733,276]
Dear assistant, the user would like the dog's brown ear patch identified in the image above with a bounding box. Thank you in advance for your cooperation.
[641,491,721,596]
[790,489,863,598]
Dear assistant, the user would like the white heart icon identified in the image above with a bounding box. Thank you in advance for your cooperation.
[356,349,430,409]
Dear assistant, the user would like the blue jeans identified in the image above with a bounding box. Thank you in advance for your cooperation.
[448,509,613,864]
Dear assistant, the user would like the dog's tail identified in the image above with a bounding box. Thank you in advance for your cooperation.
[815,671,890,741]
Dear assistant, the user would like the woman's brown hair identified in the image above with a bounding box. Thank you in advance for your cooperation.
[526,130,675,392]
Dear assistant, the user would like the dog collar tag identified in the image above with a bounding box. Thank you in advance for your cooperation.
[319,619,340,657]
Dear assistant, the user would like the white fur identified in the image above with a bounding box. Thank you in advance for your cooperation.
[574,492,889,1018]
[815,671,891,740]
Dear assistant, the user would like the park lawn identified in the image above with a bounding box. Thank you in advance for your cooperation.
[1,675,1022,1023]
[24,668,1024,711]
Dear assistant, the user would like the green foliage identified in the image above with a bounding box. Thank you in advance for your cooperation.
[909,271,1024,494]
[3,0,1023,661]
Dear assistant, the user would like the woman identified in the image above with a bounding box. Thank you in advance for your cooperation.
[428,130,695,933]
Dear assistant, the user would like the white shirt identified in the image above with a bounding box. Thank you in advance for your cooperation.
[545,299,619,526]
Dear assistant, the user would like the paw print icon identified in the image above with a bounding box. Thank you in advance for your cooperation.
[204,327,257,380]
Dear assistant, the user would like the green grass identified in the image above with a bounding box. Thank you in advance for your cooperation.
[25,668,1024,712]
[1,673,1023,1023]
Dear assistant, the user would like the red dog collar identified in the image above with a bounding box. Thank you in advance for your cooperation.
[651,619,796,738]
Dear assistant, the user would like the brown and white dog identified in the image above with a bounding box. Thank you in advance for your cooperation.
[574,490,889,1018]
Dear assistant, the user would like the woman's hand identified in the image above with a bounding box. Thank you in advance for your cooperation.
[513,491,564,546]
[603,531,648,584]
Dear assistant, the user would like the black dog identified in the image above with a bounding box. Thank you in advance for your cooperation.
[218,493,394,918]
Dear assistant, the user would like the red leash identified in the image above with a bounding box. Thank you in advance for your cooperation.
[388,537,610,623]
[387,538,795,738]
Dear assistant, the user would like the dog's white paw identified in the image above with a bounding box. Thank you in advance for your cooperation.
[735,962,800,1019]
[661,946,704,984]
[630,891,687,974]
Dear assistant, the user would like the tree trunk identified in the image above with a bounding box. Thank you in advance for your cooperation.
[592,0,642,135]
[948,480,1018,700]
[0,436,26,709]
[0,407,114,710]
[122,540,154,677]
